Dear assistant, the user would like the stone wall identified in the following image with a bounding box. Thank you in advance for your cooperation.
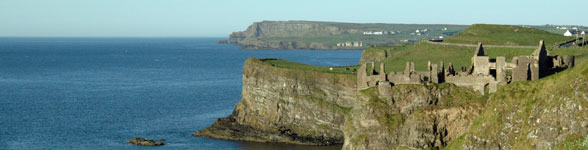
[357,41,575,94]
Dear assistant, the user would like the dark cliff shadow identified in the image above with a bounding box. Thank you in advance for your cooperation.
[237,141,342,150]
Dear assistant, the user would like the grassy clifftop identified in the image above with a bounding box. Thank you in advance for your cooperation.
[443,24,574,47]
[259,58,359,74]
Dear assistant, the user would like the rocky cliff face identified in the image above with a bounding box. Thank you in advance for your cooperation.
[445,60,588,150]
[343,84,485,149]
[193,58,357,145]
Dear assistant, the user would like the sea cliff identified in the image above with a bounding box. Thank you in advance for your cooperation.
[195,57,588,149]
[193,58,357,145]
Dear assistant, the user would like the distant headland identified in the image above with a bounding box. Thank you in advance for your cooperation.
[219,21,587,50]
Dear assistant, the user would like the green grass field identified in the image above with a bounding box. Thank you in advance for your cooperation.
[443,24,574,48]
[364,42,536,72]
[259,58,359,74]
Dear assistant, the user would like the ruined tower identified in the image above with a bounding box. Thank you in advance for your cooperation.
[472,43,490,76]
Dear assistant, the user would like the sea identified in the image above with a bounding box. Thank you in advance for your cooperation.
[0,38,362,150]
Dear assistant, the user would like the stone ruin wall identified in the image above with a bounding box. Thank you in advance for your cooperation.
[358,40,576,94]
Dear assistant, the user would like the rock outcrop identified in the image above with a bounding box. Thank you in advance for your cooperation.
[127,137,165,146]
[193,58,357,145]
[444,60,588,150]
[343,84,485,149]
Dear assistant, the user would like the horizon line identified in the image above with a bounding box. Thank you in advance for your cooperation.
[0,36,227,38]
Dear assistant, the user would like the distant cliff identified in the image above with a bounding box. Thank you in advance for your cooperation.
[220,21,468,50]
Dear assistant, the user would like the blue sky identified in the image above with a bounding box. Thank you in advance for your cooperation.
[0,0,586,37]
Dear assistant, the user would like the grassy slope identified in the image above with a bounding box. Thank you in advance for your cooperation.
[443,24,574,48]
[365,42,535,72]
[362,24,588,73]
[444,58,588,150]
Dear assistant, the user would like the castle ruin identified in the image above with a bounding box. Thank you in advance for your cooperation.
[358,40,575,94]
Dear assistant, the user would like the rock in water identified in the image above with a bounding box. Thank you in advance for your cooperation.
[127,137,165,146]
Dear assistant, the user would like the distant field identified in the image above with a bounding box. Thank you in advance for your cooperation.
[444,24,574,48]
[530,25,588,35]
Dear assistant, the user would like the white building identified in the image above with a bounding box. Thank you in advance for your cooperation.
[373,31,383,35]
[582,31,586,35]
[564,30,573,37]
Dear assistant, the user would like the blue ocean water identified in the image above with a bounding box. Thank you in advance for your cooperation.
[0,38,362,150]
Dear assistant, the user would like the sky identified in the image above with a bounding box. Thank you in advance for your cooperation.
[0,0,587,37]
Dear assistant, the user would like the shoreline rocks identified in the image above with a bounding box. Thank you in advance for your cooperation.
[127,137,165,146]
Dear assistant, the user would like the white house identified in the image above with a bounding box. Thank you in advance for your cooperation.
[564,30,573,37]
[373,31,383,35]
[582,31,586,35]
